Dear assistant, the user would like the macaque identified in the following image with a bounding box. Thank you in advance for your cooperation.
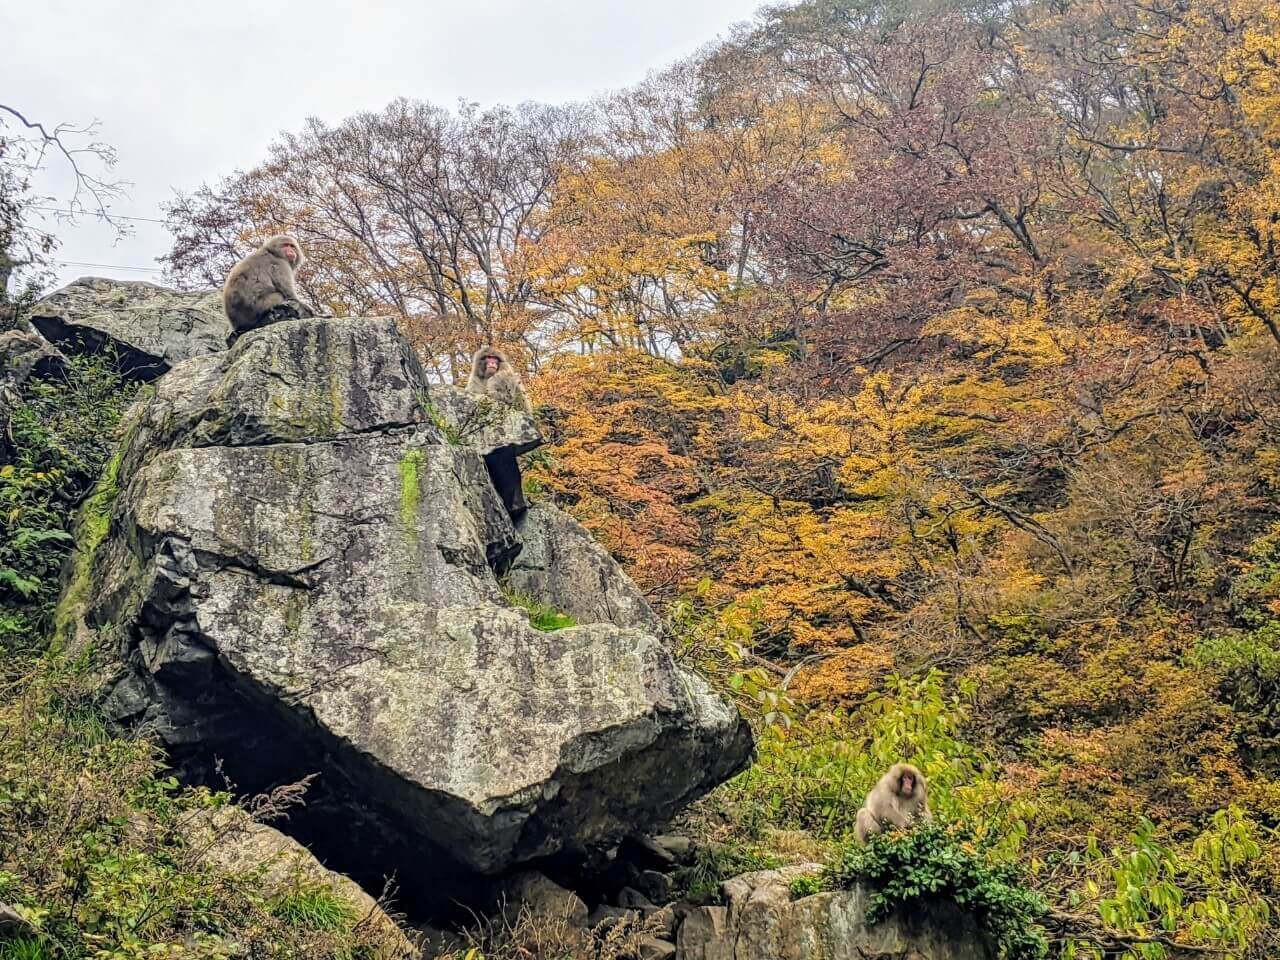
[223,235,316,343]
[854,763,931,844]
[465,347,530,413]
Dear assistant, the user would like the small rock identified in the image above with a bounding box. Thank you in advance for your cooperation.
[636,936,676,960]
[621,832,678,869]
[0,329,67,385]
[674,905,729,958]
[653,834,694,862]
[636,868,675,904]
[616,886,657,910]
[502,870,589,926]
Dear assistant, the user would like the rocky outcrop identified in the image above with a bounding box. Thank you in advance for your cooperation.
[1,328,67,388]
[64,314,753,917]
[675,866,994,960]
[509,504,664,634]
[29,277,228,379]
[1,329,68,454]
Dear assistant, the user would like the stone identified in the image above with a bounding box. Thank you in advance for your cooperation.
[674,905,730,960]
[622,832,678,870]
[180,807,416,958]
[429,386,541,458]
[645,904,677,939]
[28,277,229,379]
[673,866,995,960]
[65,314,753,918]
[500,870,589,926]
[617,886,658,911]
[431,352,543,534]
[637,936,677,960]
[509,503,665,634]
[0,328,67,387]
[0,901,38,936]
[636,869,676,905]
[653,834,695,863]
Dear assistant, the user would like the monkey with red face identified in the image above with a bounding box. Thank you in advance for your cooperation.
[855,762,932,844]
[465,347,530,413]
[223,234,317,343]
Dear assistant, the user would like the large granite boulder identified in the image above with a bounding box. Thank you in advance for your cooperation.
[674,867,994,960]
[63,315,752,917]
[29,277,228,379]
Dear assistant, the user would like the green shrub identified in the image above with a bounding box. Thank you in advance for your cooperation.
[788,872,823,898]
[0,353,138,648]
[823,822,1049,960]
[714,670,1030,854]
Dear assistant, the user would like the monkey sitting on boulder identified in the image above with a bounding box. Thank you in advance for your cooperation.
[854,762,932,844]
[223,235,317,344]
[465,346,531,413]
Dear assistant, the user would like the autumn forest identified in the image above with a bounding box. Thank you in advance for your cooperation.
[5,0,1280,955]
[155,0,1280,953]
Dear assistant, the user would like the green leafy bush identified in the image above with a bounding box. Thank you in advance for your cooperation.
[713,670,1030,854]
[788,872,823,898]
[0,353,138,649]
[822,822,1049,960]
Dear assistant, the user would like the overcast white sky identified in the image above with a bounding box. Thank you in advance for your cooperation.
[1,0,762,292]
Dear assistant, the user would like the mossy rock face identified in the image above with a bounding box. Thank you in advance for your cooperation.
[70,315,753,917]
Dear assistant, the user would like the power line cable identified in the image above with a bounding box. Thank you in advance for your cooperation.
[52,259,163,273]
[30,205,169,224]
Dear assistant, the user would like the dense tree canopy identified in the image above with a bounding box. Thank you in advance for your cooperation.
[161,0,1280,954]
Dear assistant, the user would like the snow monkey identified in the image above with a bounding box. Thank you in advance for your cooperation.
[854,762,932,844]
[465,346,530,413]
[223,234,316,343]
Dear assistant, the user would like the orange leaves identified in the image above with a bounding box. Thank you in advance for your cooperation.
[787,645,897,704]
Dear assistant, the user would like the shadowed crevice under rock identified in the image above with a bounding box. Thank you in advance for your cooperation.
[64,315,753,920]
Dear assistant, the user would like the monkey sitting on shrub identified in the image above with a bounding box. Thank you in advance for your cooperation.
[223,235,317,344]
[465,346,530,413]
[854,762,931,844]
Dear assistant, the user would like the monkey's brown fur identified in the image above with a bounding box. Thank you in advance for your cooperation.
[223,235,316,341]
[465,347,530,412]
[854,762,931,844]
